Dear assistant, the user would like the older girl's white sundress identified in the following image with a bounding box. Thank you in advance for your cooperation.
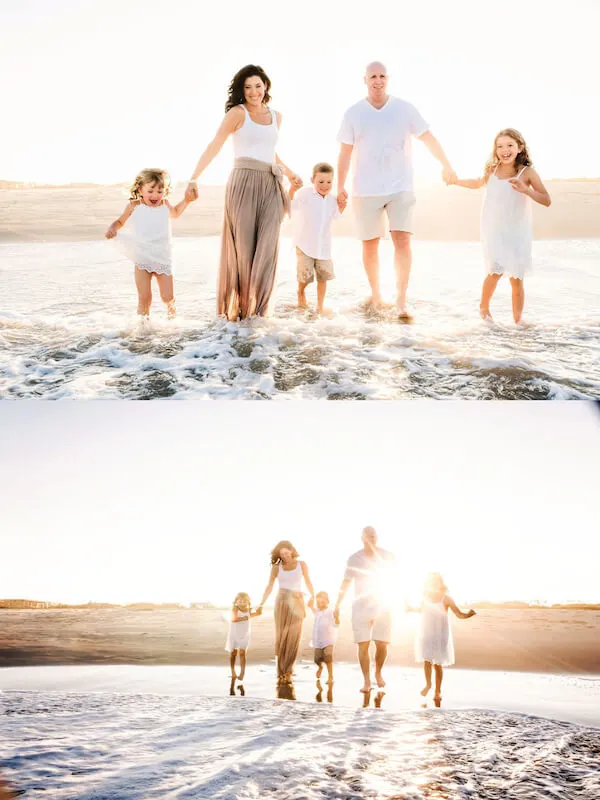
[415,598,455,667]
[481,165,532,280]
[118,202,173,276]
[225,609,250,652]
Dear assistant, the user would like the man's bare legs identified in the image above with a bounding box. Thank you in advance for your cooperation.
[421,660,432,696]
[434,664,443,706]
[480,273,502,320]
[390,230,412,315]
[317,279,331,316]
[509,277,525,323]
[374,641,388,689]
[362,238,382,306]
[358,642,371,692]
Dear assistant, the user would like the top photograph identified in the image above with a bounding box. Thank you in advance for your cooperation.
[1,0,598,400]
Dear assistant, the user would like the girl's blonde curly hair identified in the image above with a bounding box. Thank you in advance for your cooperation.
[484,128,533,181]
[129,168,171,201]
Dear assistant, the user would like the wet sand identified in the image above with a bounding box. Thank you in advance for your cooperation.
[1,181,599,243]
[1,607,598,674]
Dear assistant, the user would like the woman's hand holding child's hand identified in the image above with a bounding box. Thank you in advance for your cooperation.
[105,224,118,240]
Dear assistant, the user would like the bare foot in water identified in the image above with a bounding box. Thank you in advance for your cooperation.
[397,309,414,323]
[480,306,493,322]
[420,682,432,697]
[360,679,372,694]
[434,694,442,708]
[375,672,386,689]
[297,290,308,309]
[318,307,334,318]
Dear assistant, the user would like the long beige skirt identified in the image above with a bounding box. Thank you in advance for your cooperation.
[274,588,306,681]
[217,157,288,321]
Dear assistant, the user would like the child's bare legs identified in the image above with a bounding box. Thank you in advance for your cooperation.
[229,649,238,679]
[325,660,334,685]
[480,273,502,319]
[135,267,152,316]
[509,277,525,323]
[297,281,309,309]
[316,660,323,680]
[421,661,432,696]
[238,649,246,681]
[434,664,443,706]
[156,274,176,319]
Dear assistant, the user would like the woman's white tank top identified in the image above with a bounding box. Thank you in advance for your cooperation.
[277,562,303,591]
[232,106,278,163]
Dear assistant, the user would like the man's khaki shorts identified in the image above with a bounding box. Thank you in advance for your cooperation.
[296,247,335,284]
[314,645,334,664]
[353,192,416,240]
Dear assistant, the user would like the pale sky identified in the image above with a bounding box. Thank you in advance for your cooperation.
[1,0,599,185]
[1,402,598,606]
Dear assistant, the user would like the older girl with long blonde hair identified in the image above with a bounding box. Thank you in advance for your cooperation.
[448,128,551,324]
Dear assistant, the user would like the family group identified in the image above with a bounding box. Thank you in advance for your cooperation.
[106,61,550,326]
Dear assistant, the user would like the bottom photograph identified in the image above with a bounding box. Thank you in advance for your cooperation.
[1,401,599,800]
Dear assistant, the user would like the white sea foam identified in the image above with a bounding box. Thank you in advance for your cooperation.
[0,237,599,399]
[1,665,599,799]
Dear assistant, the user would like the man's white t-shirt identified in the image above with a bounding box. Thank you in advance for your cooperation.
[337,96,429,197]
[291,187,340,260]
[344,547,396,610]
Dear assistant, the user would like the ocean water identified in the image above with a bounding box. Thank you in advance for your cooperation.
[0,237,599,399]
[1,665,599,799]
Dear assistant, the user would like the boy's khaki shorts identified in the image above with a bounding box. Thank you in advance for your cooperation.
[314,645,334,665]
[296,247,335,284]
[353,191,416,240]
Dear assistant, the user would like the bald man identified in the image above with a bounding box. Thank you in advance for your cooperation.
[337,61,456,318]
[334,526,396,694]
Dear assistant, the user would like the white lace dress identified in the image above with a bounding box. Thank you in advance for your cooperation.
[415,598,455,666]
[481,166,532,279]
[225,610,250,652]
[118,202,173,275]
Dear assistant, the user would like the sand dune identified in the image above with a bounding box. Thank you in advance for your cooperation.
[1,607,598,674]
[1,181,599,243]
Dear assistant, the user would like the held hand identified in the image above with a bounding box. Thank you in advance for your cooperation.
[509,178,530,195]
[468,609,476,618]
[337,188,348,206]
[105,225,118,240]
[289,174,303,189]
[337,195,348,213]
[185,182,199,203]
[442,167,457,185]
[254,606,263,616]
[333,608,340,625]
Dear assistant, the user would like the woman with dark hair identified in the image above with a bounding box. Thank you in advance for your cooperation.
[257,540,315,685]
[185,65,302,320]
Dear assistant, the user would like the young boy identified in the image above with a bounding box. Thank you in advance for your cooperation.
[289,162,346,316]
[308,591,339,685]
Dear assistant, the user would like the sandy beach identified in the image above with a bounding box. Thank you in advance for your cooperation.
[1,606,598,674]
[1,180,599,243]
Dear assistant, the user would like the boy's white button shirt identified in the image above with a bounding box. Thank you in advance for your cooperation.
[291,187,340,261]
[311,608,338,649]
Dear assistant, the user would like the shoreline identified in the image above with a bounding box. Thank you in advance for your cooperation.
[2,607,598,675]
[2,180,600,243]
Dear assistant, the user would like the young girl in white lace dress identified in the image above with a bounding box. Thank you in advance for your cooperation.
[105,168,194,319]
[448,129,551,324]
[226,592,262,682]
[407,573,476,707]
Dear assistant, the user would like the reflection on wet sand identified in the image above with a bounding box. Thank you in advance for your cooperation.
[315,679,334,704]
